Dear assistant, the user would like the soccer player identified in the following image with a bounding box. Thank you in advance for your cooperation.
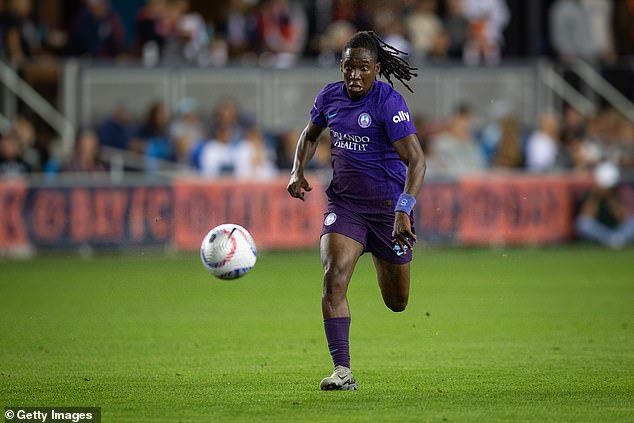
[287,31,426,390]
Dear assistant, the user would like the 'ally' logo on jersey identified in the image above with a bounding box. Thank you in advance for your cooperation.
[392,110,410,123]
[358,112,372,128]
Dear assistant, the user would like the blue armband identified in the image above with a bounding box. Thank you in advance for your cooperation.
[394,193,416,214]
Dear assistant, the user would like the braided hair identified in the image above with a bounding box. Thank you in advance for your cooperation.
[344,30,418,93]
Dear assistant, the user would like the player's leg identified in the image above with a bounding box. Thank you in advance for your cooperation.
[320,232,364,319]
[319,232,363,390]
[372,257,410,312]
[365,212,414,312]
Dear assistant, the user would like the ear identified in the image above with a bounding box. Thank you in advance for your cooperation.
[375,61,381,75]
[339,59,343,73]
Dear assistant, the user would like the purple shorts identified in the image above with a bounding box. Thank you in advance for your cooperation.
[320,204,415,264]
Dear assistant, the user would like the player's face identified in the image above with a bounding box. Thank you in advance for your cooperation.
[340,48,380,100]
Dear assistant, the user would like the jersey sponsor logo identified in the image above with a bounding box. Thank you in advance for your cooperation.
[327,112,337,119]
[392,110,410,123]
[324,212,337,226]
[330,129,370,151]
[358,112,372,128]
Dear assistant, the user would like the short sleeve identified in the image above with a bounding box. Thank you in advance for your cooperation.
[382,91,416,143]
[310,89,327,128]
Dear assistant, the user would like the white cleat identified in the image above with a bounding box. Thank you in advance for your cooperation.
[319,366,358,391]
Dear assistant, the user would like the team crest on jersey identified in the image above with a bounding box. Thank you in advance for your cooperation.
[324,213,337,226]
[358,112,372,128]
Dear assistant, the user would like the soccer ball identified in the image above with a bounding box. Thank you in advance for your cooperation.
[200,224,257,280]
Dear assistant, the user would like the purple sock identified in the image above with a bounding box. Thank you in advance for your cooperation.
[324,317,351,369]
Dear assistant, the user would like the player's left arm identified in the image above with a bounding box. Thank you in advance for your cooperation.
[392,134,426,251]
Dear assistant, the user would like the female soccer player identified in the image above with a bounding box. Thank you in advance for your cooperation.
[287,31,426,390]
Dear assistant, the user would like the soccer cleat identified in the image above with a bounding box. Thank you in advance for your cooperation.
[319,366,358,391]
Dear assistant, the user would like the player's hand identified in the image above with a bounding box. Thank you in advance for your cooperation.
[392,211,417,252]
[287,173,312,201]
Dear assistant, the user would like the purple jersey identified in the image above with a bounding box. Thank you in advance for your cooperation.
[310,80,416,214]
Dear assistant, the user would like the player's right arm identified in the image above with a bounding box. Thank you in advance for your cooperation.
[287,121,325,201]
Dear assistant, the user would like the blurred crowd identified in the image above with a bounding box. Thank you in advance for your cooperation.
[2,94,633,181]
[3,93,633,248]
[0,0,632,68]
[422,102,634,179]
[0,0,633,183]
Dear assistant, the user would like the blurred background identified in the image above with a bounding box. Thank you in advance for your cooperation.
[0,0,633,256]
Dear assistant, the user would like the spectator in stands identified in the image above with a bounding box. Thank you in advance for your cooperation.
[427,28,451,63]
[558,131,598,172]
[239,126,277,180]
[176,3,211,65]
[190,96,254,169]
[169,97,205,164]
[210,97,248,145]
[256,0,308,67]
[428,104,486,177]
[0,131,31,176]
[581,113,608,164]
[599,108,631,167]
[97,104,133,151]
[557,107,603,172]
[599,114,634,176]
[133,103,166,154]
[375,13,411,56]
[0,0,39,66]
[444,0,470,60]
[492,114,524,169]
[12,114,42,171]
[405,0,444,62]
[561,105,587,140]
[549,0,598,62]
[576,162,634,249]
[479,99,514,164]
[525,112,560,172]
[133,100,171,161]
[0,0,60,104]
[134,0,168,63]
[330,0,371,30]
[151,0,185,64]
[317,20,356,65]
[65,0,125,59]
[223,0,259,61]
[61,128,108,173]
[461,0,509,66]
[581,0,616,63]
[198,125,251,178]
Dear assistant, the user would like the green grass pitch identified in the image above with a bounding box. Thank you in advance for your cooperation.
[1,246,633,422]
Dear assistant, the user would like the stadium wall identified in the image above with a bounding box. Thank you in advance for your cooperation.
[2,175,632,253]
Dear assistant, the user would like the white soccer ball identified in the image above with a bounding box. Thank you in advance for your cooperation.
[200,224,257,280]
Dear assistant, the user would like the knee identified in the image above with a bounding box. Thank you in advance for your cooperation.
[386,298,408,313]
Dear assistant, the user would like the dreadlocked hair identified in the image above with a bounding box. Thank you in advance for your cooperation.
[344,30,418,93]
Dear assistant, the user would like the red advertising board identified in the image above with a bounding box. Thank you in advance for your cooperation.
[458,175,580,245]
[0,174,609,252]
[0,179,28,249]
[172,177,327,250]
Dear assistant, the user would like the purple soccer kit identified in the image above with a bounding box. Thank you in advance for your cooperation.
[311,80,417,371]
[311,80,417,264]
